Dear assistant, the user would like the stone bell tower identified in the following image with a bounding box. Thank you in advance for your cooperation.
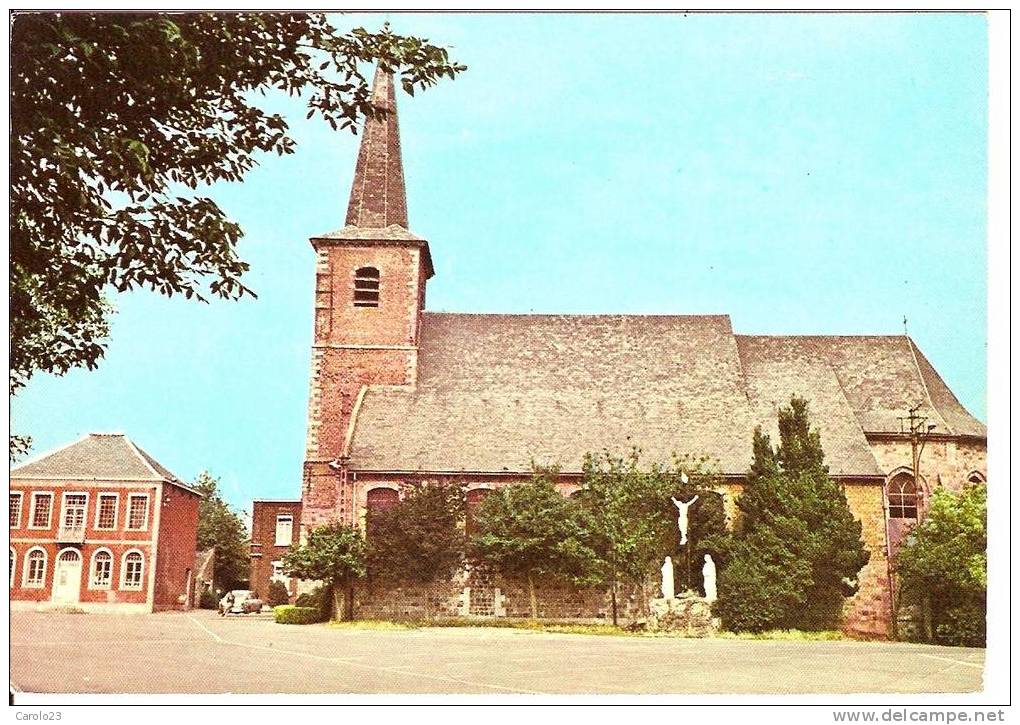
[301,65,434,530]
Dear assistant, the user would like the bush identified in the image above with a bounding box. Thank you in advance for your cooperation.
[199,590,219,610]
[266,580,290,606]
[273,605,322,625]
[295,585,333,621]
[935,602,986,648]
[715,528,813,632]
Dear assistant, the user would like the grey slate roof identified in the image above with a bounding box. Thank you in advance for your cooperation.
[346,314,985,477]
[10,433,200,494]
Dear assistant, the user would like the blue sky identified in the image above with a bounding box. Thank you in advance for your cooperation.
[12,13,988,516]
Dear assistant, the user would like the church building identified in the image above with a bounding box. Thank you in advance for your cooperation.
[283,66,985,637]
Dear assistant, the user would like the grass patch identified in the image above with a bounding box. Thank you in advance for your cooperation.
[715,629,846,641]
[326,619,419,631]
[429,618,635,636]
[320,617,846,640]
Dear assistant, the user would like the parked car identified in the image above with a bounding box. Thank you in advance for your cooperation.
[219,590,264,615]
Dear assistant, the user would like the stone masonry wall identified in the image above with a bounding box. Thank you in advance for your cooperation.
[841,483,893,638]
[347,476,895,634]
[868,437,987,494]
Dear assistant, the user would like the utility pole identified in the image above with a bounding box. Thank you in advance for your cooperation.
[897,403,938,517]
[894,403,938,641]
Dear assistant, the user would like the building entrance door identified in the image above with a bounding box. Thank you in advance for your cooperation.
[52,549,82,603]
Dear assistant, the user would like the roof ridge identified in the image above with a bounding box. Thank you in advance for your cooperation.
[905,336,955,435]
[10,433,91,473]
[423,312,732,320]
[123,436,168,480]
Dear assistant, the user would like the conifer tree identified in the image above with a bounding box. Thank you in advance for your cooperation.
[717,397,870,631]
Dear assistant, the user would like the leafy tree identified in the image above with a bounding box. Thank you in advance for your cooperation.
[896,483,986,646]
[9,13,465,455]
[573,450,727,624]
[193,472,250,591]
[716,397,870,632]
[282,521,366,620]
[470,472,586,619]
[367,482,466,598]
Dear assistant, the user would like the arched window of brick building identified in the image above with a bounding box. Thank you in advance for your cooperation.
[967,471,986,485]
[353,267,380,308]
[465,488,491,536]
[365,487,399,536]
[887,473,918,520]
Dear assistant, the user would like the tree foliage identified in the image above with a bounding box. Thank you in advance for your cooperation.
[573,449,727,624]
[470,471,586,618]
[367,481,466,588]
[716,397,870,632]
[193,471,249,591]
[282,520,366,620]
[9,12,465,455]
[896,483,986,646]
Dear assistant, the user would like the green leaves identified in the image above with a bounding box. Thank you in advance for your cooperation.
[194,471,250,590]
[716,397,870,632]
[471,473,584,583]
[897,483,987,622]
[9,12,465,456]
[367,482,465,586]
[282,520,367,586]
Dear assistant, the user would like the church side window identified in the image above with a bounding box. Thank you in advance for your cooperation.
[887,473,918,519]
[365,488,399,536]
[465,488,492,536]
[353,267,380,308]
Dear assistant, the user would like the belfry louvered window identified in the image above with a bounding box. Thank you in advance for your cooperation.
[354,267,380,307]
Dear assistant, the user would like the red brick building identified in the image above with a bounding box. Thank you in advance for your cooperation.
[249,499,302,600]
[295,67,987,636]
[10,433,201,612]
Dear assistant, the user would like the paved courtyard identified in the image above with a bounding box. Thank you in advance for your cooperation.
[10,610,984,695]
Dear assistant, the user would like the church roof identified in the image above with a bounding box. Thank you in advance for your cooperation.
[345,314,984,477]
[11,433,200,494]
[344,66,408,230]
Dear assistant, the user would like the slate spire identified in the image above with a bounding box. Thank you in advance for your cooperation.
[345,65,409,229]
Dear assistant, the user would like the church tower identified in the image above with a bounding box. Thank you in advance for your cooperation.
[301,66,434,530]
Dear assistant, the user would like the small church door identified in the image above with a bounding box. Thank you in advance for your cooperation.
[52,549,82,604]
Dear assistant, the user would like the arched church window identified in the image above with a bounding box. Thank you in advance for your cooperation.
[365,487,399,536]
[887,473,918,519]
[967,471,986,485]
[354,267,380,308]
[465,488,491,536]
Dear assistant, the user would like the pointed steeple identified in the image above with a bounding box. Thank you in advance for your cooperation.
[345,66,408,229]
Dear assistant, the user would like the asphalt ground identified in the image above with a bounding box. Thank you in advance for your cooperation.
[9,610,985,695]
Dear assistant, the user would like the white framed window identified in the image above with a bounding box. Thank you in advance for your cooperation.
[90,548,113,589]
[29,492,53,529]
[95,493,119,530]
[120,550,144,590]
[10,492,23,528]
[10,547,16,588]
[23,547,47,588]
[59,492,88,536]
[274,514,294,546]
[126,494,150,531]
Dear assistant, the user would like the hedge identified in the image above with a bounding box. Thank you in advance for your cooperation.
[273,605,322,625]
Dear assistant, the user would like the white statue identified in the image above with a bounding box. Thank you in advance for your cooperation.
[702,554,717,603]
[671,495,698,545]
[660,556,675,600]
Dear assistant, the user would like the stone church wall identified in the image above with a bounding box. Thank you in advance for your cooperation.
[346,477,895,636]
